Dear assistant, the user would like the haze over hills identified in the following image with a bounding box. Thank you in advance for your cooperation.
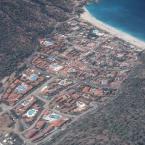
[0,0,85,80]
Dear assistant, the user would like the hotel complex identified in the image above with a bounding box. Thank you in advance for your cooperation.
[0,17,140,144]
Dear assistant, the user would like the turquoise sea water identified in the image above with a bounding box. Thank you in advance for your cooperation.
[86,0,145,41]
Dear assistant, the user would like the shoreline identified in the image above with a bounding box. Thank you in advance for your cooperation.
[80,7,145,50]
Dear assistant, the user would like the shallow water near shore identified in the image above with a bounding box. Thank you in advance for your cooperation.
[86,0,145,41]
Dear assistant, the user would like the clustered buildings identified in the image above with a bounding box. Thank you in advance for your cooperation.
[0,18,140,144]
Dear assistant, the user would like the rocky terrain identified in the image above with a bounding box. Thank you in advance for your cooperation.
[0,0,86,80]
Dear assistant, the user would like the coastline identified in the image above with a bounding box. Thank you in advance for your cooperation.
[80,7,145,50]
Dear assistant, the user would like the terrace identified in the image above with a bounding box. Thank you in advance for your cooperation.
[50,91,89,114]
[2,81,32,106]
[31,54,67,74]
[39,38,54,48]
[20,68,45,86]
[1,68,46,106]
[37,78,75,101]
[21,100,44,127]
[12,95,37,117]
[23,110,70,143]
[10,95,45,130]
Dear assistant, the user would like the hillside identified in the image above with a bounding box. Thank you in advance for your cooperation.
[41,51,145,145]
[0,0,86,80]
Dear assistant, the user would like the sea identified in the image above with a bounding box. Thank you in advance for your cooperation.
[86,0,145,41]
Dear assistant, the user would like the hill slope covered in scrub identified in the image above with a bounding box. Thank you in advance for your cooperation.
[41,52,145,145]
[0,0,86,80]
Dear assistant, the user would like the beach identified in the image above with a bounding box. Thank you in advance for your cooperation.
[81,8,145,50]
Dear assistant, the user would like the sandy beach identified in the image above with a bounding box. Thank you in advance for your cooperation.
[81,8,145,50]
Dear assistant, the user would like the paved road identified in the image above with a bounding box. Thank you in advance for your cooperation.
[39,53,145,145]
